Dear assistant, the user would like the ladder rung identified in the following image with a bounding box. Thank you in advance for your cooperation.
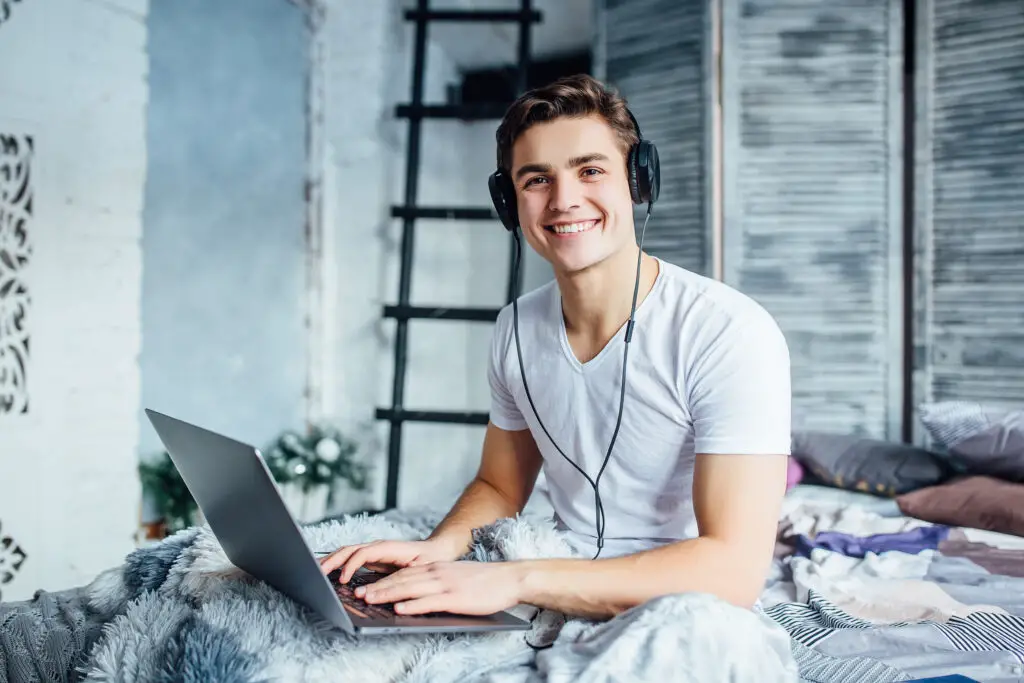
[376,409,490,426]
[395,103,510,120]
[383,305,500,322]
[404,9,542,23]
[391,205,496,221]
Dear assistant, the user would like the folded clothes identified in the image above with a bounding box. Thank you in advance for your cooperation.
[794,524,952,559]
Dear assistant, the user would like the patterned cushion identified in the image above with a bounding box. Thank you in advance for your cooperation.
[918,401,1024,482]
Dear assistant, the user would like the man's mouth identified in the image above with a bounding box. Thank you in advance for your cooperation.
[544,219,600,236]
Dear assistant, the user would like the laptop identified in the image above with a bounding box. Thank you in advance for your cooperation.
[144,409,531,636]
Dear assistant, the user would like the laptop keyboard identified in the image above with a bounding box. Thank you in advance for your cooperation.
[329,570,400,620]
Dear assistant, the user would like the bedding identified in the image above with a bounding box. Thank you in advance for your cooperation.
[4,484,1024,682]
[0,509,806,683]
[765,485,1024,683]
[788,525,952,559]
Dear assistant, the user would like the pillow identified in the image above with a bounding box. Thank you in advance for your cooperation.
[790,431,950,497]
[918,401,1024,482]
[785,457,803,491]
[897,475,1024,538]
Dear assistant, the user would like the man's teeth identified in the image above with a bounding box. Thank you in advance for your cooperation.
[550,221,596,234]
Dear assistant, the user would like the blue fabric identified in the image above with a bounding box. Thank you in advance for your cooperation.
[905,676,980,682]
[795,525,952,559]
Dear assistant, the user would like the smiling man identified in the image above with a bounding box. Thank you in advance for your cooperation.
[320,74,792,621]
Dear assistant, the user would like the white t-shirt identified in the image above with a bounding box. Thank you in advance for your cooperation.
[488,257,792,559]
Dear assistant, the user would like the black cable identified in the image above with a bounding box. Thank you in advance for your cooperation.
[511,205,652,560]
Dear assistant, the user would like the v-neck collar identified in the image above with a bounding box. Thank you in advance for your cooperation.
[555,257,664,372]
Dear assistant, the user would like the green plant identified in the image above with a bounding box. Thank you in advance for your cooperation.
[139,423,370,534]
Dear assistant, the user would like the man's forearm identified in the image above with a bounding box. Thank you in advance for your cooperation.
[515,536,767,620]
[426,477,521,557]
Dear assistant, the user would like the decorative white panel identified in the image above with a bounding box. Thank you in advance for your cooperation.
[0,134,32,416]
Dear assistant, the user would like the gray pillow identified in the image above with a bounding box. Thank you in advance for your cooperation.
[791,431,950,497]
[918,401,1024,482]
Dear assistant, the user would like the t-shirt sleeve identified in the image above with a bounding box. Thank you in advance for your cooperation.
[487,309,529,431]
[687,306,792,455]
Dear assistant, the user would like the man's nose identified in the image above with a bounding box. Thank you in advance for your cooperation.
[548,177,582,213]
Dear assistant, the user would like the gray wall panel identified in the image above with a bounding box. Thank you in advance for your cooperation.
[913,0,1024,434]
[598,0,712,276]
[721,0,904,439]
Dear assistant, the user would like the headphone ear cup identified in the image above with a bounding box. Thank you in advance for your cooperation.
[627,144,643,205]
[642,139,660,205]
[488,170,518,232]
[630,139,660,206]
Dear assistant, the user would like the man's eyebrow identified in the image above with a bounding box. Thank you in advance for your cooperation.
[514,163,551,180]
[513,153,611,181]
[567,153,610,167]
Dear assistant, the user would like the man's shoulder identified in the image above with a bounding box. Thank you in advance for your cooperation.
[655,259,778,330]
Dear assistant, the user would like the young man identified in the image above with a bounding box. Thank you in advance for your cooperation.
[320,74,791,621]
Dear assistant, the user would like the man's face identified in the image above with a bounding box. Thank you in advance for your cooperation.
[509,114,635,275]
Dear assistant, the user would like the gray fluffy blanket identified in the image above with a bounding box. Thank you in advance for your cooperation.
[0,509,806,682]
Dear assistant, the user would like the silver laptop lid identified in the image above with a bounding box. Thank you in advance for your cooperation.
[144,409,353,632]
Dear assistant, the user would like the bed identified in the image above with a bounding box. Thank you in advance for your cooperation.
[3,401,1022,682]
[764,483,1024,682]
[1,484,1021,683]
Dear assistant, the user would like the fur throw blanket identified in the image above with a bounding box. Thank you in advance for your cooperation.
[0,509,801,682]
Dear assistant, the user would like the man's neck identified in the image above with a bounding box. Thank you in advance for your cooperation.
[554,244,660,355]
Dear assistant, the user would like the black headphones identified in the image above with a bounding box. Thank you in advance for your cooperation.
[487,108,660,232]
[488,106,659,561]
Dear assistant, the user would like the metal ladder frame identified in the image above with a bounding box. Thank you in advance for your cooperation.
[377,0,541,510]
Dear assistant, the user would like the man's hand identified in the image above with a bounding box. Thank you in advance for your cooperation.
[355,561,525,616]
[318,539,463,584]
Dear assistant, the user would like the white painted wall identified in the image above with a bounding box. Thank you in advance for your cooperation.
[0,0,149,600]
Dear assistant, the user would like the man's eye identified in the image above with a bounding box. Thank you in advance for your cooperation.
[524,177,547,187]
[581,168,602,177]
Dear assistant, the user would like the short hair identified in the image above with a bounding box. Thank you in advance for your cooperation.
[494,74,639,173]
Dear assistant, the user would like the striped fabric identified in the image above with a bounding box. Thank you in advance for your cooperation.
[789,639,910,683]
[917,401,1001,449]
[766,590,1024,666]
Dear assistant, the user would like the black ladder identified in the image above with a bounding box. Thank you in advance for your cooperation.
[377,0,541,510]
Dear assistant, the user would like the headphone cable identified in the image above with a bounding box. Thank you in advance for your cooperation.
[511,205,652,560]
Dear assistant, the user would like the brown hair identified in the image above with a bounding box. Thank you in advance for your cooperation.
[494,74,638,172]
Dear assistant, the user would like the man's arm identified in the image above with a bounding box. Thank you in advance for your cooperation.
[512,452,788,619]
[426,421,544,557]
[322,422,542,580]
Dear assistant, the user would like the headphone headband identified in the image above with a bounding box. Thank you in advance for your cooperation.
[625,107,643,141]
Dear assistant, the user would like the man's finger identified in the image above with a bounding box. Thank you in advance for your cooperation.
[318,543,368,575]
[339,544,396,583]
[394,594,454,616]
[362,577,443,606]
[357,564,431,594]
